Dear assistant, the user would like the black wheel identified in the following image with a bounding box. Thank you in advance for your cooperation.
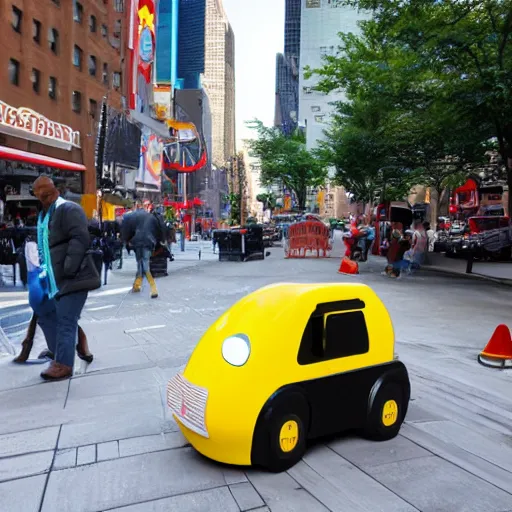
[364,383,404,441]
[252,392,309,472]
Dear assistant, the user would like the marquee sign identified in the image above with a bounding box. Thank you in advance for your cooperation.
[0,101,80,150]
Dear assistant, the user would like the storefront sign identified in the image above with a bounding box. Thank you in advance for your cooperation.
[0,101,80,150]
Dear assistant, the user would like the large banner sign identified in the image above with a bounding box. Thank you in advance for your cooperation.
[137,127,163,187]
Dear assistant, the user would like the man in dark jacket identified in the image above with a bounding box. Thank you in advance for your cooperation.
[121,208,166,298]
[32,177,98,381]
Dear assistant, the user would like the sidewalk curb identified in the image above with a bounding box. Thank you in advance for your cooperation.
[422,265,512,287]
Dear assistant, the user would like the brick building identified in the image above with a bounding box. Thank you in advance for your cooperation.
[0,0,126,211]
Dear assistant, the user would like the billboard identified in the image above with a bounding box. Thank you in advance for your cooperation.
[137,127,163,187]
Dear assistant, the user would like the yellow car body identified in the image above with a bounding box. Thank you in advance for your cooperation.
[167,282,405,468]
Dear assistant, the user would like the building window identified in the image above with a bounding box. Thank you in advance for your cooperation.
[101,24,107,37]
[89,99,98,120]
[311,106,321,112]
[48,28,59,54]
[298,304,369,366]
[303,86,312,94]
[72,91,82,113]
[12,6,22,33]
[89,15,96,32]
[320,46,327,56]
[88,55,97,76]
[49,76,57,99]
[314,115,325,123]
[73,1,83,23]
[52,0,60,5]
[114,0,124,12]
[33,19,41,43]
[73,45,83,70]
[31,68,40,93]
[102,63,108,85]
[113,20,122,38]
[112,71,121,89]
[8,59,20,86]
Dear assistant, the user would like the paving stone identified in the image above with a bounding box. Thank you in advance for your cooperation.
[97,441,119,462]
[0,450,53,482]
[0,474,46,512]
[67,368,160,401]
[41,447,226,512]
[229,482,264,511]
[58,389,164,449]
[328,434,430,469]
[248,470,330,512]
[107,486,240,512]
[53,448,77,470]
[413,420,512,473]
[401,423,512,495]
[0,425,59,458]
[118,431,187,458]
[367,455,512,512]
[222,467,248,485]
[289,446,416,512]
[76,445,96,466]
[0,381,67,435]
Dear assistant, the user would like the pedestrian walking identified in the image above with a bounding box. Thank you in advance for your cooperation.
[29,176,100,380]
[364,220,376,261]
[121,208,167,298]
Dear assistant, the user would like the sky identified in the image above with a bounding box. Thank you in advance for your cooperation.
[222,0,285,146]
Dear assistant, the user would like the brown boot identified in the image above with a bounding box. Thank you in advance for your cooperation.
[145,272,158,299]
[41,361,72,381]
[132,276,143,293]
[76,325,93,363]
[13,313,38,363]
[13,339,33,364]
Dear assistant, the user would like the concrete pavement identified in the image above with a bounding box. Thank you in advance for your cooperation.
[424,252,512,285]
[1,243,512,512]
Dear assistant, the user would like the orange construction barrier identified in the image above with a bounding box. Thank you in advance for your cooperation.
[338,257,359,275]
[478,324,512,369]
[285,221,331,258]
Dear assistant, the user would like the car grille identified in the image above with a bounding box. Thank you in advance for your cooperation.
[167,373,209,438]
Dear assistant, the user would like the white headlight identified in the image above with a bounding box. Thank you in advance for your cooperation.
[222,334,251,367]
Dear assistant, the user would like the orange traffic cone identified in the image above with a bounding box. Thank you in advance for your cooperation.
[338,257,359,275]
[478,324,512,369]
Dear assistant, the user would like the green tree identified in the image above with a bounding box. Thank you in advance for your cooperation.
[256,192,277,212]
[247,120,328,210]
[311,0,512,212]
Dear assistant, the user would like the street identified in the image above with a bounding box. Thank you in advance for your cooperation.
[1,243,512,512]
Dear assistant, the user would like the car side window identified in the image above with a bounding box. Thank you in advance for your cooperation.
[298,300,369,365]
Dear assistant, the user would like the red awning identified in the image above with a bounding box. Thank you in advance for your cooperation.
[0,146,86,171]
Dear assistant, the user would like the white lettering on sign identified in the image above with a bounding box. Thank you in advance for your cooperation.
[0,101,80,148]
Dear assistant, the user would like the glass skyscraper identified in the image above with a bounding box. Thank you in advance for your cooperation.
[274,0,301,135]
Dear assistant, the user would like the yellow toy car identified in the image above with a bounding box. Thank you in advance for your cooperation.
[167,282,410,472]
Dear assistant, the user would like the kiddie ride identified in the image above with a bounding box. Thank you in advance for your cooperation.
[167,283,411,472]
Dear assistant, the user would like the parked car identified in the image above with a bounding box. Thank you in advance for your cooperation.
[167,283,411,472]
[445,216,511,260]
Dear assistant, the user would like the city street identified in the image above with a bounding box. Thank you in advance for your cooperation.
[1,243,512,512]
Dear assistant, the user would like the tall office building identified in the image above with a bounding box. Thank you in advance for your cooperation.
[274,0,301,135]
[202,0,236,167]
[299,0,366,150]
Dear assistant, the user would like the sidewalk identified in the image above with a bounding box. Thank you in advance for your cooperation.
[1,247,512,511]
[423,253,512,285]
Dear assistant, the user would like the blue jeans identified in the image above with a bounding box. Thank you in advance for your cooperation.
[135,248,152,277]
[37,291,88,367]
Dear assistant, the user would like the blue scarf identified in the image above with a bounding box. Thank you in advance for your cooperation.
[37,202,59,299]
